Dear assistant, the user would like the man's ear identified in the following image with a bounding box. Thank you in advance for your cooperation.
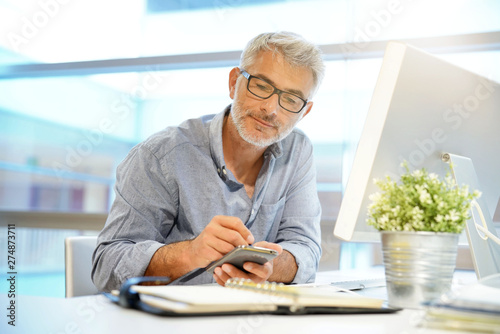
[300,101,314,120]
[228,67,240,100]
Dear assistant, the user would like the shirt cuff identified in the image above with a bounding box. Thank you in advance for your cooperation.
[115,240,165,285]
[279,241,318,284]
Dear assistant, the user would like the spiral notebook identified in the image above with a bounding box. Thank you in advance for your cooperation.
[106,277,398,316]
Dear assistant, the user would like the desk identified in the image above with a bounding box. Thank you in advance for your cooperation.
[4,269,478,334]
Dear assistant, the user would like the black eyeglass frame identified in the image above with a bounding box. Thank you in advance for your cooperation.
[240,69,308,113]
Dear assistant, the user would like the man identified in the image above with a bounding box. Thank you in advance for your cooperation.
[92,31,325,291]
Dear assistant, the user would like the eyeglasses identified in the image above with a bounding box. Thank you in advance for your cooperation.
[240,69,308,113]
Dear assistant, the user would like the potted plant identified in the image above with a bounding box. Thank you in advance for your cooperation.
[367,162,480,309]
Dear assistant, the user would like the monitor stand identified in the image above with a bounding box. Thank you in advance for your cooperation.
[442,153,500,279]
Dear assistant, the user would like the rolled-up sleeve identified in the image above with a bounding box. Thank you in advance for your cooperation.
[91,144,176,292]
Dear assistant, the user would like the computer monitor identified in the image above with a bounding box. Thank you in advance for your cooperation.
[333,42,500,278]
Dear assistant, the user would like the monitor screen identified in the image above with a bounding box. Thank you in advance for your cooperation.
[333,42,500,244]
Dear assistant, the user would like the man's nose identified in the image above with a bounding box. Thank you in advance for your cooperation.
[260,92,280,115]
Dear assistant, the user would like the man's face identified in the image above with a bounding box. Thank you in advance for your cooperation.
[228,51,315,147]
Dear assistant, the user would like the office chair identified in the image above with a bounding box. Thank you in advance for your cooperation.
[64,236,100,297]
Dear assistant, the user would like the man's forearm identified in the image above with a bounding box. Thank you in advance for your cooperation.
[144,242,298,284]
[268,250,298,283]
[144,240,195,282]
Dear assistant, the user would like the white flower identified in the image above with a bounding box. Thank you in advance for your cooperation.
[412,170,423,178]
[435,197,445,209]
[429,173,439,180]
[379,215,389,224]
[448,209,460,222]
[369,192,382,202]
[418,188,432,205]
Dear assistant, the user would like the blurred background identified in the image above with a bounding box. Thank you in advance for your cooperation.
[0,0,499,297]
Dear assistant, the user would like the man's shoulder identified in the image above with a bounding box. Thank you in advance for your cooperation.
[289,127,309,140]
[274,127,315,165]
[140,114,216,159]
[283,127,313,149]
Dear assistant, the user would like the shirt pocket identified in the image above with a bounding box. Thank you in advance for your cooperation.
[251,197,286,242]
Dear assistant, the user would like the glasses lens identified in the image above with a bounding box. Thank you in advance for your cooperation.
[279,92,304,113]
[248,77,274,98]
[247,75,305,113]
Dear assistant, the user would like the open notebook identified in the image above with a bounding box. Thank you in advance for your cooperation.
[106,277,399,316]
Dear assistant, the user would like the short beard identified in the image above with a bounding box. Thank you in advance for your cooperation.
[231,103,295,147]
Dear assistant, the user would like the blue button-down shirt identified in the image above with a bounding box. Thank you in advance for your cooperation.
[92,106,322,291]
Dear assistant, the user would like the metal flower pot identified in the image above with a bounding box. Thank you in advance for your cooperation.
[381,231,459,309]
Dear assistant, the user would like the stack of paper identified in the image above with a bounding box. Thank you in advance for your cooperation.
[421,274,500,332]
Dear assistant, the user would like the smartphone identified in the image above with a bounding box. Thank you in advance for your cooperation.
[205,245,278,274]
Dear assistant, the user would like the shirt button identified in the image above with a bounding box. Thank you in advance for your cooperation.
[251,209,255,215]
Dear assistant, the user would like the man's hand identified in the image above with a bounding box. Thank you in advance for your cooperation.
[187,215,255,269]
[212,241,283,286]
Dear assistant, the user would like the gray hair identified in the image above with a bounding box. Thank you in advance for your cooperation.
[239,32,325,97]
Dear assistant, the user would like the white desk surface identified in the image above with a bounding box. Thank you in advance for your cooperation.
[3,269,478,334]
